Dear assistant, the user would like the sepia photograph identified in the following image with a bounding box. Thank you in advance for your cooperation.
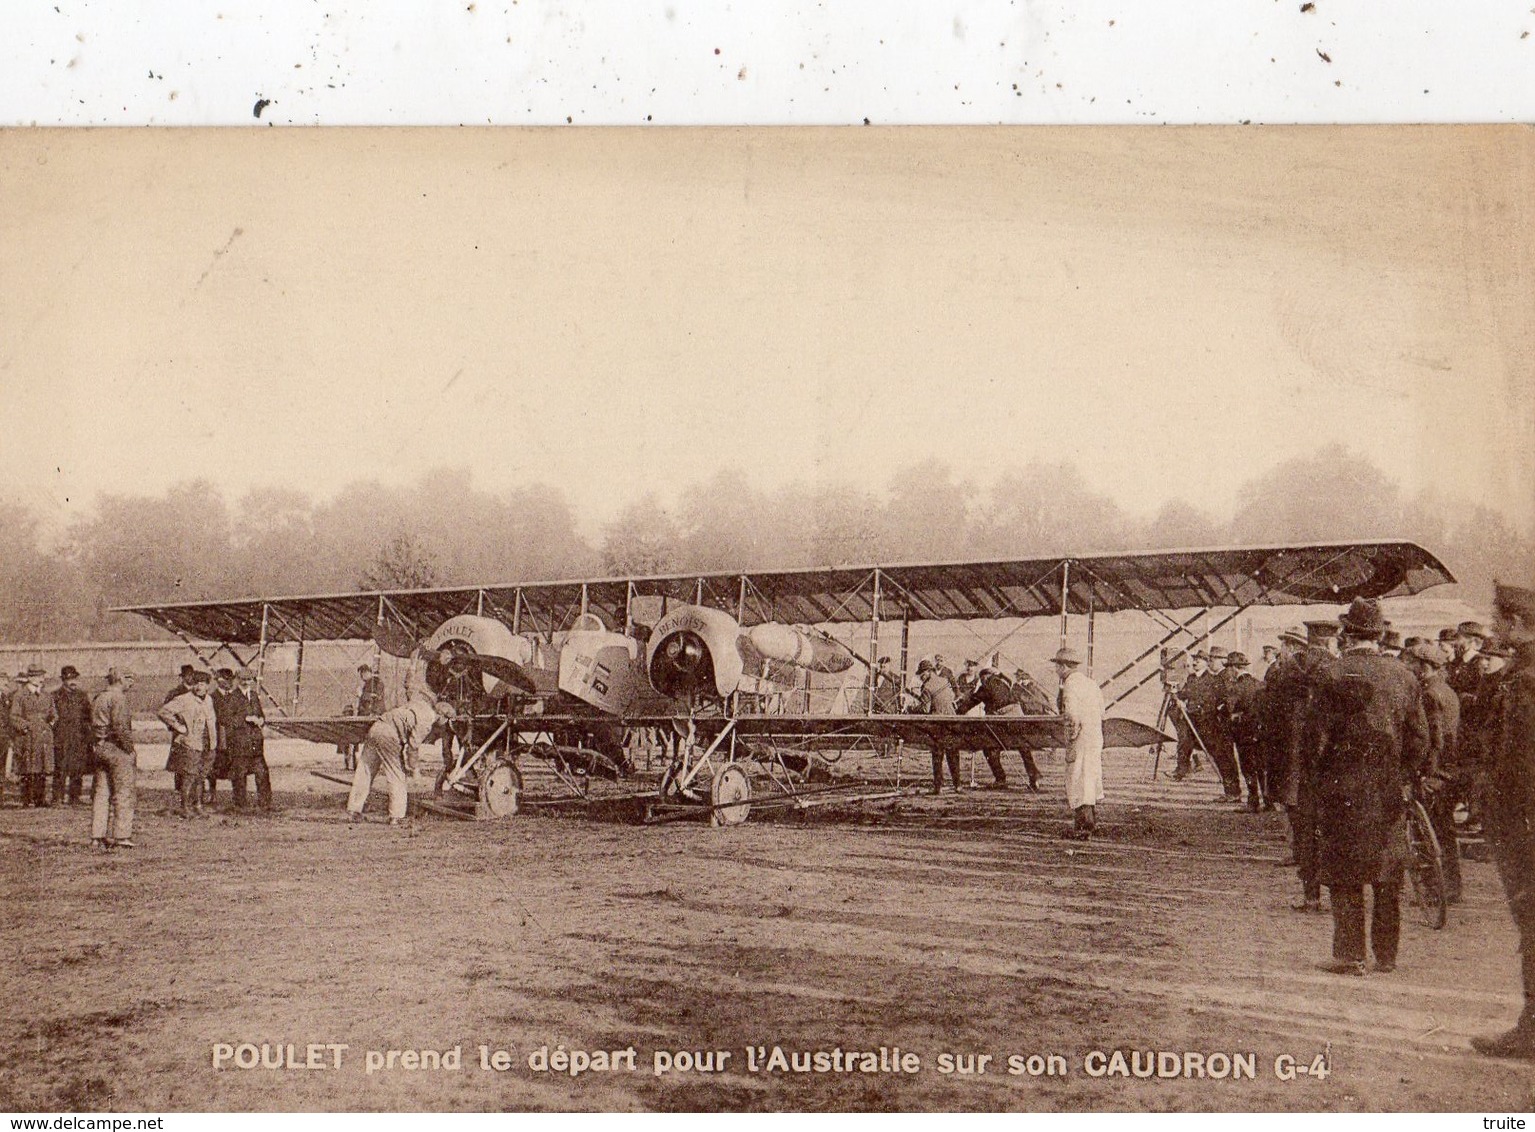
[1,113,1533,1114]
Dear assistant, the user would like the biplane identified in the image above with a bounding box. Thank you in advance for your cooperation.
[115,539,1453,825]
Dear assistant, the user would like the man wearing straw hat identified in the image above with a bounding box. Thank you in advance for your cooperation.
[1053,646,1103,840]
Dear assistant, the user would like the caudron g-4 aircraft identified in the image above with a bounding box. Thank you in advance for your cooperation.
[116,540,1453,825]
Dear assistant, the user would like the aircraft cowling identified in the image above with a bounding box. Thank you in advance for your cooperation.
[646,604,744,701]
[422,615,537,695]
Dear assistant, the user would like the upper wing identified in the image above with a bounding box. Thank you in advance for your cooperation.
[113,540,1454,644]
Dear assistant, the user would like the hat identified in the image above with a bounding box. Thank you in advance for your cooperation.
[1381,629,1402,650]
[358,662,374,673]
[1261,643,1279,656]
[187,670,212,686]
[1050,646,1084,667]
[1457,621,1489,640]
[105,666,134,683]
[215,667,235,680]
[24,665,46,679]
[1207,646,1228,660]
[1190,649,1208,660]
[1408,641,1446,667]
[1279,626,1308,647]
[432,699,457,719]
[962,658,980,669]
[235,666,255,679]
[179,664,196,678]
[1495,582,1535,625]
[1013,666,1031,677]
[1225,651,1250,668]
[876,656,891,665]
[916,659,934,675]
[1339,598,1386,639]
[1482,642,1513,660]
[60,665,79,680]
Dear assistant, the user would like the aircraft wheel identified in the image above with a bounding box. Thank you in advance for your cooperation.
[710,764,751,827]
[476,759,523,820]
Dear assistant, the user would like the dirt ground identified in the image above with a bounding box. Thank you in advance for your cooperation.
[2,740,1531,1113]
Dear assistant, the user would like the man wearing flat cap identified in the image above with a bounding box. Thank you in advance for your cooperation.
[51,665,93,806]
[1312,598,1428,976]
[90,668,137,849]
[916,659,961,795]
[157,671,218,817]
[1407,641,1463,905]
[1053,646,1103,839]
[1472,582,1535,1059]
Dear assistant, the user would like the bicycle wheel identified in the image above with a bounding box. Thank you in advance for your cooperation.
[1406,799,1447,930]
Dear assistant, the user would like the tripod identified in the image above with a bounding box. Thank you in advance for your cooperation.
[1150,684,1210,782]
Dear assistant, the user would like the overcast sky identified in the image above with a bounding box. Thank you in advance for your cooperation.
[2,126,1530,539]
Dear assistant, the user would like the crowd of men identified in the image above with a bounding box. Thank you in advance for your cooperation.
[1158,591,1535,1061]
[0,661,280,850]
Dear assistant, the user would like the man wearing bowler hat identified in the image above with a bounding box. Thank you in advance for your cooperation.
[1312,598,1428,976]
[51,664,93,805]
[1053,646,1103,839]
[1220,651,1266,810]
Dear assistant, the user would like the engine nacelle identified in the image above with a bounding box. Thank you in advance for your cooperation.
[422,615,537,696]
[646,604,744,701]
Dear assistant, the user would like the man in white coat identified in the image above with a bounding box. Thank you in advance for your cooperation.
[1054,646,1104,840]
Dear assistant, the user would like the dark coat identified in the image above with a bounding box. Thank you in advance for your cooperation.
[1487,642,1535,867]
[9,686,57,775]
[356,675,385,716]
[223,688,266,766]
[1313,648,1429,887]
[51,685,94,776]
[1421,673,1461,779]
[1219,670,1263,747]
[1261,653,1310,804]
[1181,670,1223,724]
[956,673,1016,716]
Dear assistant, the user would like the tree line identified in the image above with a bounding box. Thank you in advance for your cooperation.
[1,444,1527,643]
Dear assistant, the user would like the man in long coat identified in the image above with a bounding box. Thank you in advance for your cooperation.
[225,668,272,810]
[1220,651,1266,810]
[51,664,93,805]
[1313,598,1428,976]
[1055,646,1103,839]
[10,666,57,807]
[1473,582,1535,1059]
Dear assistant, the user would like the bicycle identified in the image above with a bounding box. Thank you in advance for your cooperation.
[1405,797,1448,930]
